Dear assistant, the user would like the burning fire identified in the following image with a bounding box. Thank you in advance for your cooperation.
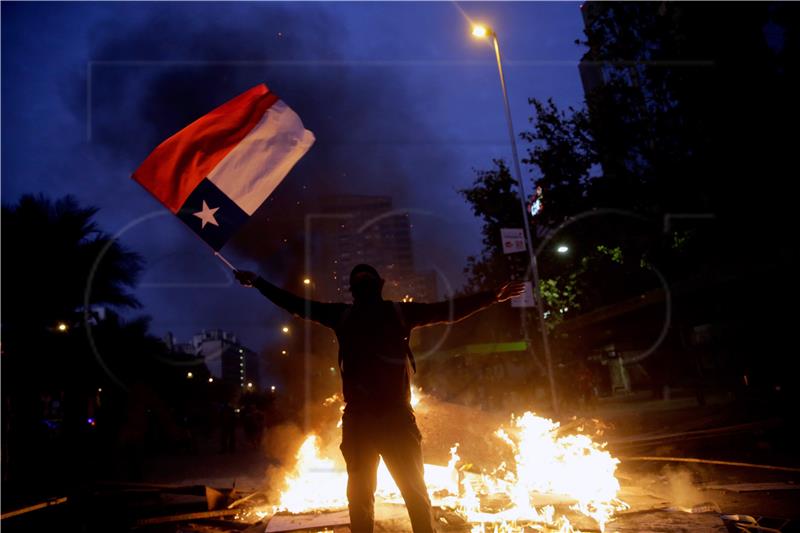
[263,389,627,532]
[456,412,626,531]
[274,435,348,513]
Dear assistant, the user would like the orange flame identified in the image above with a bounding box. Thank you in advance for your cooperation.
[262,389,626,531]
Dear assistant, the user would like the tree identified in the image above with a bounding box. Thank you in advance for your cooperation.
[461,1,800,398]
[520,98,595,230]
[0,194,167,491]
[459,160,528,292]
[2,194,143,334]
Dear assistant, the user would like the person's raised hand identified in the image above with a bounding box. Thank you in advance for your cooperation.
[234,270,258,288]
[495,281,527,302]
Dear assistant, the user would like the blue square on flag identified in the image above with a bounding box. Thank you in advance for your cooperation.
[176,178,250,251]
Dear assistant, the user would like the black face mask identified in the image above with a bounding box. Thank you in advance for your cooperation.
[351,278,382,301]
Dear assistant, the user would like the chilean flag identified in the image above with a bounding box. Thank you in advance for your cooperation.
[132,84,314,250]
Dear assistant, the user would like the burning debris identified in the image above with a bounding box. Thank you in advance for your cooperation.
[241,389,628,532]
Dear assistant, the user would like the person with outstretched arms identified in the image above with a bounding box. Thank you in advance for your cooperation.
[235,264,525,533]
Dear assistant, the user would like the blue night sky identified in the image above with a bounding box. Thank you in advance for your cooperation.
[2,2,586,354]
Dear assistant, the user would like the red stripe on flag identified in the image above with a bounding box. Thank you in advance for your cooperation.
[132,84,279,213]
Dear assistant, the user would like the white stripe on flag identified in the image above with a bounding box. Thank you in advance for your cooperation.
[208,100,315,215]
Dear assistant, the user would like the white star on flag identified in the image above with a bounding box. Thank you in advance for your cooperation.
[193,200,220,229]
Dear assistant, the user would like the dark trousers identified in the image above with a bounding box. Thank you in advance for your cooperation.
[340,405,434,533]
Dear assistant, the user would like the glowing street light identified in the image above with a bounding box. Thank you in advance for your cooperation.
[471,21,558,413]
[557,245,570,254]
[208,377,214,383]
[57,322,68,332]
[303,278,311,285]
[270,385,276,392]
[187,371,194,379]
[281,325,290,334]
[471,24,490,38]
[281,350,287,355]
[247,382,253,389]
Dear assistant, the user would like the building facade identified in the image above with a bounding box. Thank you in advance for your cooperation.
[164,329,261,390]
[310,195,437,303]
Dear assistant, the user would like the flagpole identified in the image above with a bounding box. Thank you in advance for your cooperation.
[213,251,238,271]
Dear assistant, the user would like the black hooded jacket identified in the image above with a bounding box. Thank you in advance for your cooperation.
[253,277,496,411]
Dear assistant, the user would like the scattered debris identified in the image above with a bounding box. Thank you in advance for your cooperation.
[720,514,795,533]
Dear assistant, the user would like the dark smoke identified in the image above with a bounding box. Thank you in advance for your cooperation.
[66,3,478,419]
[82,3,457,281]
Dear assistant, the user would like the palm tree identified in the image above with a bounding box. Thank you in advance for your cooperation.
[2,195,147,487]
[2,194,143,334]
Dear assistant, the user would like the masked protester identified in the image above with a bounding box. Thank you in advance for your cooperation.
[235,264,525,533]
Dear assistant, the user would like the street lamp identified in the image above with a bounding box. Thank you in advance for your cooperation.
[471,24,489,38]
[303,278,311,285]
[281,325,290,334]
[472,23,558,413]
[57,322,68,333]
[557,245,570,254]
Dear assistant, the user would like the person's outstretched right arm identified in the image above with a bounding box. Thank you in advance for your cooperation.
[235,270,345,329]
[400,281,527,328]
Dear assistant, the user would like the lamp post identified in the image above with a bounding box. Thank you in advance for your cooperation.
[472,24,558,413]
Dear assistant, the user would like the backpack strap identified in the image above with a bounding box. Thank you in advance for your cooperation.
[392,302,416,373]
[336,306,353,373]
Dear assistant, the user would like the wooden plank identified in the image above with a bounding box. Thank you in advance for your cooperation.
[266,510,350,532]
[265,503,417,532]
[623,456,800,473]
[134,508,240,526]
[701,482,800,493]
[1,497,68,520]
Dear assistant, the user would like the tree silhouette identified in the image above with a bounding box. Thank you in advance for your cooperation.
[1,194,161,493]
[460,2,800,398]
[2,194,143,334]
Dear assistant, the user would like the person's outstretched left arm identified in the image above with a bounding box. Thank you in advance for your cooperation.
[235,270,345,328]
[400,281,527,328]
